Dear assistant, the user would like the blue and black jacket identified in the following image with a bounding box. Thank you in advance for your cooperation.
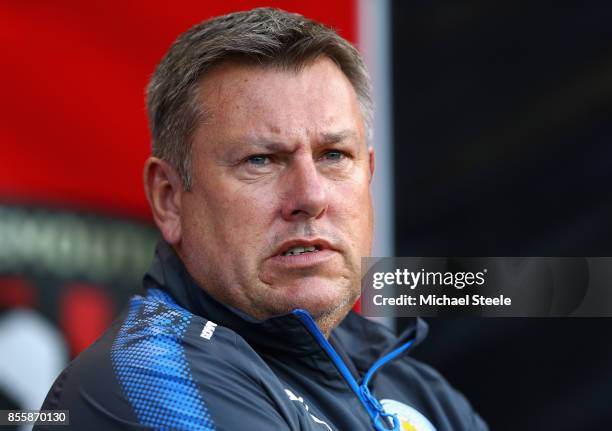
[37,242,488,430]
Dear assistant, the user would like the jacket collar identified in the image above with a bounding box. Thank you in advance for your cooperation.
[144,241,427,368]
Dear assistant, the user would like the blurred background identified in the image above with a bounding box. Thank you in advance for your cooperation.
[1,1,611,430]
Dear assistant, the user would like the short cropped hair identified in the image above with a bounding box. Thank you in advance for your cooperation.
[146,7,372,190]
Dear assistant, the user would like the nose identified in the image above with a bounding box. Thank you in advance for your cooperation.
[280,156,328,221]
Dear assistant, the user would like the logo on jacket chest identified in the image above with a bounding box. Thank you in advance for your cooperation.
[200,320,217,340]
[380,399,436,431]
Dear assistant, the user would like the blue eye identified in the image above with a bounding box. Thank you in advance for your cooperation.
[324,150,345,161]
[247,155,269,165]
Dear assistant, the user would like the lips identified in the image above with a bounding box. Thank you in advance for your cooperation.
[265,238,338,269]
[282,245,320,256]
[273,238,335,258]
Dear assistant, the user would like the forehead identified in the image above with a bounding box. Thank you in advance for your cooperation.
[194,58,365,145]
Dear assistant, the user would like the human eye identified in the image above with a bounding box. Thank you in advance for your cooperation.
[239,154,278,178]
[321,150,349,163]
[246,154,270,166]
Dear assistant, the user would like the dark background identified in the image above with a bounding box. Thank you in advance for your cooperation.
[392,2,612,430]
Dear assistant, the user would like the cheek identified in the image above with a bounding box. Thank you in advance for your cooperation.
[199,182,278,256]
[329,179,373,243]
[330,168,373,215]
[223,183,278,226]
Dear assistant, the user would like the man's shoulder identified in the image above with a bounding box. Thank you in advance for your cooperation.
[114,290,223,349]
[112,289,239,357]
[60,288,261,388]
[38,290,268,430]
[111,289,267,380]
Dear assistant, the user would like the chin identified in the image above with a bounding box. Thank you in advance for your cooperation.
[273,279,358,319]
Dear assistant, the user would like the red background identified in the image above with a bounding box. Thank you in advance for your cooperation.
[0,1,356,221]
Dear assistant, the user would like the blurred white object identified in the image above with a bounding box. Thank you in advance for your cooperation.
[0,309,68,431]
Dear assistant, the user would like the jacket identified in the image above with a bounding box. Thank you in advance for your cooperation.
[36,241,488,431]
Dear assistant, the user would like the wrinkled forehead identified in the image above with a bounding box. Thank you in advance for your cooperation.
[193,58,366,147]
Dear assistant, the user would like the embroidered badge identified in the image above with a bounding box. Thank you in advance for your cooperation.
[380,399,436,431]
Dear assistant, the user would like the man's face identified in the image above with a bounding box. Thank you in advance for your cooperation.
[177,58,374,329]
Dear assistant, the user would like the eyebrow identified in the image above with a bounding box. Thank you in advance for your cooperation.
[319,130,359,145]
[233,129,359,152]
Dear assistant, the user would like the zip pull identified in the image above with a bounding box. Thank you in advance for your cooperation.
[360,385,400,431]
[362,339,415,389]
[292,309,407,431]
[359,338,415,431]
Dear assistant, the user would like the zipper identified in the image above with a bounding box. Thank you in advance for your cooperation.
[292,309,414,431]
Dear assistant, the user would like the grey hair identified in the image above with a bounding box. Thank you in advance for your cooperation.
[146,7,373,190]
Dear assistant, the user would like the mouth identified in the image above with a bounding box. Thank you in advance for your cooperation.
[273,238,334,258]
[282,244,322,256]
[267,238,338,270]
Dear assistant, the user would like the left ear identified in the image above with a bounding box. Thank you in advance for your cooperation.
[143,157,184,245]
[368,146,375,183]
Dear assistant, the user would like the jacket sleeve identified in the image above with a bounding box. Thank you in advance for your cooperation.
[34,312,296,431]
[33,330,154,431]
